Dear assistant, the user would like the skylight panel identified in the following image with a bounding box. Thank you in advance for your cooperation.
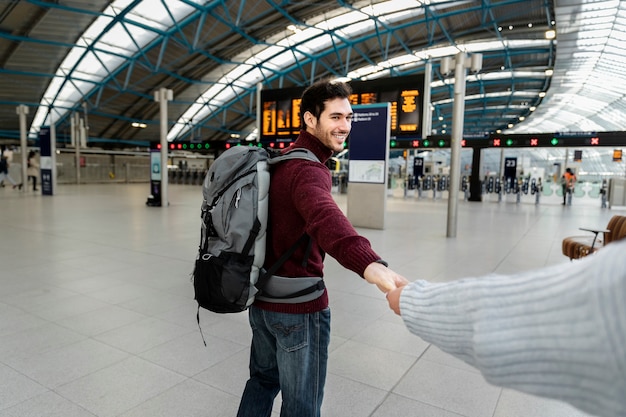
[71,53,111,79]
[299,34,335,56]
[130,0,198,30]
[336,19,373,38]
[97,22,143,55]
[252,45,288,64]
[237,66,268,86]
[578,28,613,40]
[262,50,297,68]
[362,0,419,16]
[319,11,368,32]
[56,82,91,105]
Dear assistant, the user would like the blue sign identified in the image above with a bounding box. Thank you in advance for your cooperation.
[39,126,54,195]
[348,103,390,184]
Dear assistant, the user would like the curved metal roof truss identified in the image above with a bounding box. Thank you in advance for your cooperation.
[1,0,622,150]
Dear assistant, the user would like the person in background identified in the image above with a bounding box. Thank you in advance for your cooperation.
[0,145,13,187]
[562,167,576,205]
[0,154,21,189]
[236,79,408,417]
[27,150,39,191]
[386,238,626,417]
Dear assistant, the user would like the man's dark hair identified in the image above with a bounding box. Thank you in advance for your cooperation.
[299,79,352,128]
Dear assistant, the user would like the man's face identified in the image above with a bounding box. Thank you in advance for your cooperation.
[305,97,352,152]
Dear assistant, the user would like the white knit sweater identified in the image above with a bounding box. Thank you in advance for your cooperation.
[400,239,626,417]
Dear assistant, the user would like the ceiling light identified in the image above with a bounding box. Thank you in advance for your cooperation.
[131,122,147,128]
[529,106,537,112]
[545,29,556,40]
[539,91,546,97]
[545,68,554,76]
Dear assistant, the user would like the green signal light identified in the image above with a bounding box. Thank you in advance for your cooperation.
[190,144,196,149]
[390,140,397,147]
[182,143,188,149]
[551,138,559,146]
[438,140,445,147]
[506,139,514,146]
[423,140,430,147]
[205,143,210,149]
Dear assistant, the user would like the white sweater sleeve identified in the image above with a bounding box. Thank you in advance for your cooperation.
[400,239,626,417]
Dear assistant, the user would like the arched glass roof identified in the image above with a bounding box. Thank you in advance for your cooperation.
[31,0,211,137]
[508,0,626,133]
[16,0,555,143]
[0,0,623,153]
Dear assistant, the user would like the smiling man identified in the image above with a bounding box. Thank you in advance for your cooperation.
[237,79,408,417]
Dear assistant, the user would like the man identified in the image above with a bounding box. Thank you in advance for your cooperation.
[237,80,408,417]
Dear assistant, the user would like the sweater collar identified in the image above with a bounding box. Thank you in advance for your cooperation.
[292,130,334,163]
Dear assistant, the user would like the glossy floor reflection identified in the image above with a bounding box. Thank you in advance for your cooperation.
[0,183,611,417]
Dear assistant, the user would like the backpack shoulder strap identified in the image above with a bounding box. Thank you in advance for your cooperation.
[268,148,319,165]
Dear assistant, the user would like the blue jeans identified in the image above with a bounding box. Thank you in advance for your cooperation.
[237,305,331,417]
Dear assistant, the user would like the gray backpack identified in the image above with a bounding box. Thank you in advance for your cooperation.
[192,145,324,318]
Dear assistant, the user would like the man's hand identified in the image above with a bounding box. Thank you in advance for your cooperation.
[386,286,405,315]
[363,262,409,293]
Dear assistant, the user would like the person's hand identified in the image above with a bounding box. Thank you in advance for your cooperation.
[386,286,405,315]
[363,262,409,293]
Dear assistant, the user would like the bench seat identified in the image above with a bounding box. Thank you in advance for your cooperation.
[562,215,626,260]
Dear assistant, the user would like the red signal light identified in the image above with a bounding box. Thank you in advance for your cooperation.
[493,138,501,147]
[530,138,538,146]
[411,140,420,148]
[591,137,600,145]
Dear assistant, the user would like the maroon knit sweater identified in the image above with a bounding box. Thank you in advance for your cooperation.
[254,131,381,314]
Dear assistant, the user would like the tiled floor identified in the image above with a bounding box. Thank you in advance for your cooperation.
[0,182,614,417]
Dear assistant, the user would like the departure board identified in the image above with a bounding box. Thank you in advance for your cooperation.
[260,74,424,141]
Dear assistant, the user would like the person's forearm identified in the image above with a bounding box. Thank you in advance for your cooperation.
[399,244,626,417]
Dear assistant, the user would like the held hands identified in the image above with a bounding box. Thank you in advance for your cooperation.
[363,262,409,294]
[386,286,405,315]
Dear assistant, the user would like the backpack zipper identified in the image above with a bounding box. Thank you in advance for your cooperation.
[234,188,242,208]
